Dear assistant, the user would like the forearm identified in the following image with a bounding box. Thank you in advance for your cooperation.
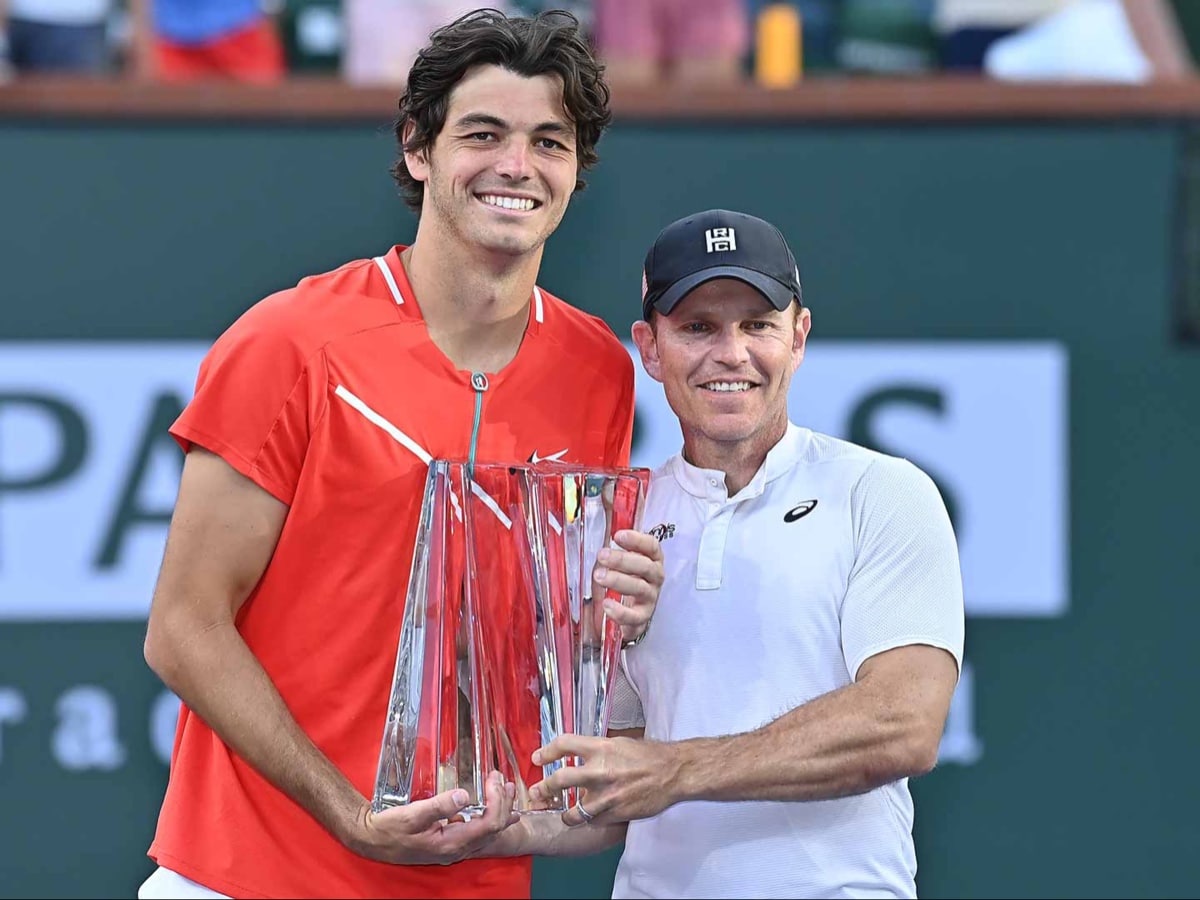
[480,812,626,858]
[670,679,936,805]
[147,616,364,845]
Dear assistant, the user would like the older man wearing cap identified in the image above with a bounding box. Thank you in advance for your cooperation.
[518,209,966,899]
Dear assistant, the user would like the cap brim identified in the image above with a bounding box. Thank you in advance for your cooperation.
[647,267,796,318]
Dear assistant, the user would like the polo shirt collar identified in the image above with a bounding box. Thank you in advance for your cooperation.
[669,422,809,502]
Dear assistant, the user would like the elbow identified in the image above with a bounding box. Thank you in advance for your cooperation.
[144,612,189,688]
[868,715,943,784]
[906,736,941,778]
[143,621,172,683]
[897,722,943,778]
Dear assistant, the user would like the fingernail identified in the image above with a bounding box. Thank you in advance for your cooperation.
[598,548,612,563]
[452,790,468,806]
[595,567,608,581]
[531,751,542,764]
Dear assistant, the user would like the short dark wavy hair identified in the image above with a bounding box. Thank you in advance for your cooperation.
[391,8,612,214]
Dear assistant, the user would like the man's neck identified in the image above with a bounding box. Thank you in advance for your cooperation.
[403,235,543,373]
[683,421,788,496]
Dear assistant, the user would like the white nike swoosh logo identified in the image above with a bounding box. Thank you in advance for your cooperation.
[531,448,569,463]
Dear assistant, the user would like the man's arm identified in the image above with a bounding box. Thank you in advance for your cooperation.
[473,726,644,858]
[475,811,628,858]
[1121,0,1193,80]
[672,643,957,802]
[144,447,516,865]
[124,0,157,79]
[0,1,12,81]
[530,643,958,824]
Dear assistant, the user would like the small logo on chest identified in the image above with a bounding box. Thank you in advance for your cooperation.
[529,448,569,464]
[648,522,676,542]
[784,500,818,522]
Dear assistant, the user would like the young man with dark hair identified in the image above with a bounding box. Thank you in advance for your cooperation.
[139,10,663,899]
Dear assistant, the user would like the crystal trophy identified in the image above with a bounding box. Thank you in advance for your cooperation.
[372,460,651,816]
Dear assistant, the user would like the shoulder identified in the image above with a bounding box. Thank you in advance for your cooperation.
[776,428,942,504]
[797,429,885,469]
[797,429,920,481]
[536,287,633,374]
[209,256,394,365]
[807,436,949,523]
[853,450,941,503]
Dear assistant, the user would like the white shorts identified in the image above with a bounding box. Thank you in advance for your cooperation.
[137,866,230,899]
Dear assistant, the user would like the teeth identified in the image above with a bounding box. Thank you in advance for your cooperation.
[702,382,752,392]
[480,194,536,211]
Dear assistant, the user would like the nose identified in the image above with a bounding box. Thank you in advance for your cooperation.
[711,327,751,367]
[494,138,533,182]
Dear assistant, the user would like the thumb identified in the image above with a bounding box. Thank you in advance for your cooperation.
[406,788,474,828]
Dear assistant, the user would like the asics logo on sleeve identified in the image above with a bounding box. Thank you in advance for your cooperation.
[784,500,818,522]
[529,448,569,463]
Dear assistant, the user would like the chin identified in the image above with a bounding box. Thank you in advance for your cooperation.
[688,421,751,445]
[478,228,544,257]
[714,414,769,441]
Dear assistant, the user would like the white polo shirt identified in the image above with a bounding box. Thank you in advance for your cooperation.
[611,423,964,900]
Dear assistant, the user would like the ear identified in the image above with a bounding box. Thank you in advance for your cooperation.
[402,120,430,184]
[791,305,812,374]
[630,320,664,384]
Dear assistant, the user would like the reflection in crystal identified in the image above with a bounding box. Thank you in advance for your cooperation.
[372,461,650,816]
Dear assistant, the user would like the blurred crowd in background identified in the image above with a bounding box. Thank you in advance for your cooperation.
[0,0,1189,89]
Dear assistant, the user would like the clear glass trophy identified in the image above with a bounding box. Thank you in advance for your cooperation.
[372,460,651,816]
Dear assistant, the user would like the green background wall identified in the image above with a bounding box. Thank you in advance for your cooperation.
[2,115,1198,898]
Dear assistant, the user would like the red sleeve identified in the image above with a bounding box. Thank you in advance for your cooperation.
[605,349,635,469]
[169,300,329,505]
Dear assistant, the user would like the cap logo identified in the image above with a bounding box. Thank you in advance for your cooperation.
[705,227,736,253]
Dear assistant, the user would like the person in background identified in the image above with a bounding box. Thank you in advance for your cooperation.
[340,0,495,86]
[592,0,750,87]
[0,0,115,76]
[933,0,1069,70]
[127,0,284,82]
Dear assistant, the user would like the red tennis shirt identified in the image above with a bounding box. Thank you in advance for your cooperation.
[148,246,635,899]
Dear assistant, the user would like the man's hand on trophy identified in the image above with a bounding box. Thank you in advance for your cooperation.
[346,772,519,865]
[593,529,665,647]
[528,735,678,826]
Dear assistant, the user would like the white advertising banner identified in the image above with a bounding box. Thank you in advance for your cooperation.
[1,343,205,621]
[0,340,1067,622]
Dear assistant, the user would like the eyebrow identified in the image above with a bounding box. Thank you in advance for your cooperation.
[452,113,575,139]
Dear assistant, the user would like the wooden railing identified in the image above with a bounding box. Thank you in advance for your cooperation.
[5,74,1200,123]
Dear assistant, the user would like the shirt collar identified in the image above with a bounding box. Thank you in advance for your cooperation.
[378,244,545,334]
[668,422,809,502]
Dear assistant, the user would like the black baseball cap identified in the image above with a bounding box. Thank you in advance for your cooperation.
[641,209,803,320]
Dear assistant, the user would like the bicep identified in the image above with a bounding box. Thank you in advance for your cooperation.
[150,446,288,627]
